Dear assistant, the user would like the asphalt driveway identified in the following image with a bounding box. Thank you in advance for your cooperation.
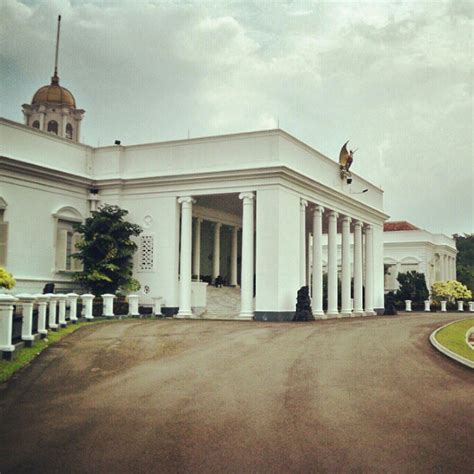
[0,313,472,473]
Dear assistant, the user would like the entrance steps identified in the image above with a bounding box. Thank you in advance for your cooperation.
[203,286,241,320]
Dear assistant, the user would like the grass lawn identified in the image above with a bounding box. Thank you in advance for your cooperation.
[0,317,155,383]
[435,318,474,362]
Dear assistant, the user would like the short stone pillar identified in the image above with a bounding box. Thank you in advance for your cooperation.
[102,294,115,317]
[424,300,430,312]
[16,294,36,347]
[0,295,18,359]
[81,294,95,320]
[57,294,68,328]
[46,294,59,330]
[457,300,464,312]
[405,300,412,312]
[127,295,140,317]
[35,294,49,337]
[67,293,79,323]
[152,297,163,317]
[469,301,474,312]
[440,301,447,312]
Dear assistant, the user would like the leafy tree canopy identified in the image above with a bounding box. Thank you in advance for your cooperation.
[431,280,472,303]
[73,205,142,295]
[395,271,429,303]
[453,233,474,293]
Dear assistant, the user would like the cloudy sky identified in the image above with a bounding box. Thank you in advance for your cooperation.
[1,0,472,235]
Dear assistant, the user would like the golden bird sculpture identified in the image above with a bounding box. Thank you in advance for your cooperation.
[339,140,357,181]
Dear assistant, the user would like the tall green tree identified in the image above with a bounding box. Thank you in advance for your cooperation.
[453,233,474,293]
[73,205,142,295]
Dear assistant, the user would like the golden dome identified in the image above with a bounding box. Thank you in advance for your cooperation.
[32,75,76,108]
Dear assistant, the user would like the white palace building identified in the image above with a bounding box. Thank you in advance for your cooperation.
[0,40,392,321]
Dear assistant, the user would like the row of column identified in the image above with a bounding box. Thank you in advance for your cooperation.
[300,199,376,318]
[440,254,456,281]
[192,217,240,285]
[177,193,255,319]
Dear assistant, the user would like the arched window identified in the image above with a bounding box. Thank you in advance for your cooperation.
[65,123,73,139]
[47,120,58,135]
[32,120,40,129]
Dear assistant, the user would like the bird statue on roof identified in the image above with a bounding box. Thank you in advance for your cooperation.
[339,140,358,182]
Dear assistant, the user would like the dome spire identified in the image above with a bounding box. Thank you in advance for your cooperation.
[52,15,61,85]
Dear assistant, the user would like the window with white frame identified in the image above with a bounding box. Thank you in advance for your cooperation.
[54,207,84,273]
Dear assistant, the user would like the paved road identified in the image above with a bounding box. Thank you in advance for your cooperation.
[1,314,472,473]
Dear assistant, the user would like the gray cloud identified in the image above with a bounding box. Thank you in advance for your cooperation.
[1,0,472,234]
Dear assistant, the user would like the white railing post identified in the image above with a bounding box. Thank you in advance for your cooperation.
[152,297,163,317]
[424,300,430,312]
[0,295,18,359]
[440,301,447,312]
[35,294,49,337]
[46,294,59,330]
[57,294,67,328]
[102,294,115,317]
[81,294,95,320]
[67,293,79,323]
[127,295,140,317]
[469,301,474,312]
[457,301,464,312]
[16,294,36,347]
[405,300,412,312]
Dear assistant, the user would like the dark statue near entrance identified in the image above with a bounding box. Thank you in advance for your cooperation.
[293,286,315,321]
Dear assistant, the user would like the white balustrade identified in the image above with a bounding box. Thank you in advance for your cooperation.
[469,301,474,312]
[67,293,79,323]
[16,294,36,347]
[405,300,412,312]
[45,294,59,330]
[35,294,49,337]
[102,294,115,317]
[424,300,430,312]
[457,301,464,312]
[57,294,67,327]
[81,294,95,320]
[127,294,140,317]
[440,301,447,312]
[0,295,18,358]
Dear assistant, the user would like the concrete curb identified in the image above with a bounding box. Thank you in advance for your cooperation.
[429,319,474,369]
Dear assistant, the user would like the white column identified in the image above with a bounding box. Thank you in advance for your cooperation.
[0,295,17,357]
[453,256,457,280]
[81,294,95,320]
[67,293,78,323]
[238,192,255,320]
[441,254,446,281]
[230,226,239,286]
[306,233,313,287]
[46,294,59,330]
[127,295,140,316]
[341,216,352,317]
[36,294,49,336]
[312,206,325,318]
[192,218,202,279]
[57,294,67,327]
[353,221,364,316]
[364,224,376,315]
[300,199,308,287]
[177,196,195,318]
[17,294,36,346]
[212,222,222,280]
[102,294,115,317]
[327,211,339,317]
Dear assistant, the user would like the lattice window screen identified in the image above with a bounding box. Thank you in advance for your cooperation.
[139,234,154,271]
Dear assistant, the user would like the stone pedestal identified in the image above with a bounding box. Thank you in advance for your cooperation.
[127,294,140,317]
[81,294,95,320]
[57,294,67,327]
[424,300,430,312]
[16,294,36,347]
[35,294,49,337]
[102,294,115,317]
[0,295,18,358]
[67,293,79,323]
[457,301,464,312]
[152,297,163,316]
[45,294,59,330]
[469,301,474,312]
[405,300,412,312]
[440,301,447,312]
